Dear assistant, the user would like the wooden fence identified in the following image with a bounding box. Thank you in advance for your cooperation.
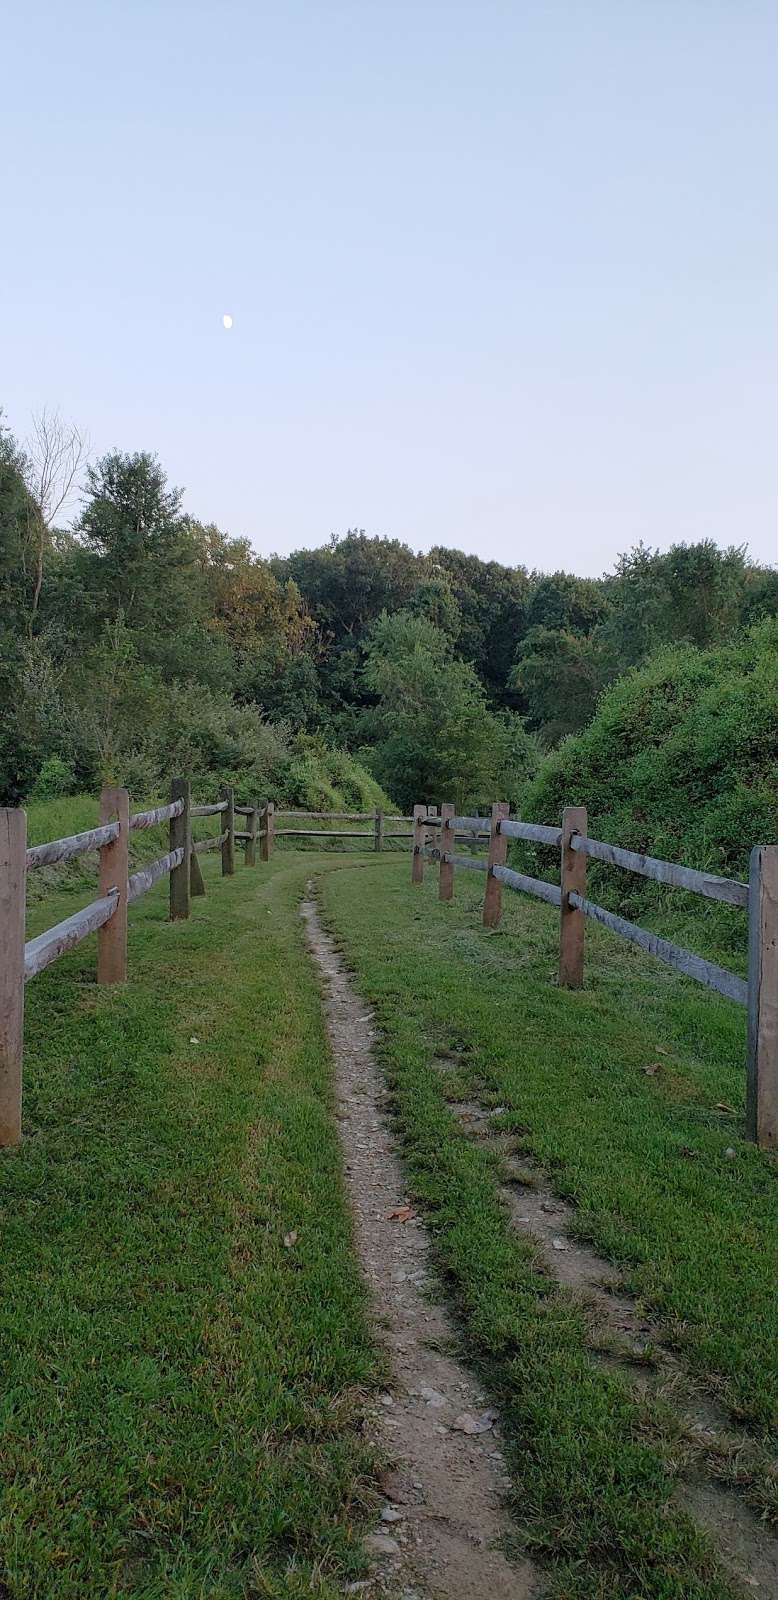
[411,802,778,1151]
[5,788,774,1153]
[0,782,273,1149]
[274,809,412,849]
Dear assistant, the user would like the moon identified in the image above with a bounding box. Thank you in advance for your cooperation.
[222,313,233,330]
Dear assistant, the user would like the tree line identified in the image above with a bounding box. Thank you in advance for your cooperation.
[2,406,776,812]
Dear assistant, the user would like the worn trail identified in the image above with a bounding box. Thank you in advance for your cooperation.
[302,887,537,1600]
[443,1086,778,1597]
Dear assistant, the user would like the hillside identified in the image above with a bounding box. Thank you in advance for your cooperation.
[524,620,778,881]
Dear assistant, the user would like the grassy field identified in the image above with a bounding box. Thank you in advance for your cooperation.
[4,838,777,1600]
[1,851,383,1600]
[321,857,778,1600]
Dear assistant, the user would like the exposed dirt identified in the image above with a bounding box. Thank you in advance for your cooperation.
[442,1082,778,1597]
[302,889,538,1600]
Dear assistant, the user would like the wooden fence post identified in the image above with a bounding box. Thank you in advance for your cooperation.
[411,804,425,883]
[483,801,509,927]
[221,785,235,876]
[427,805,438,867]
[747,845,778,1148]
[261,802,274,863]
[170,777,191,921]
[97,786,129,984]
[439,802,455,901]
[190,843,206,897]
[559,805,587,989]
[0,809,26,1148]
[374,808,385,853]
[246,802,258,867]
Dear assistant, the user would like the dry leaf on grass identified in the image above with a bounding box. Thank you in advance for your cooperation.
[283,1230,298,1248]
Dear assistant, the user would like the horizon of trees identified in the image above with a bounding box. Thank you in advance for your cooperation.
[2,405,777,809]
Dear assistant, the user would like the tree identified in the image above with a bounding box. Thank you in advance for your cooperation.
[24,410,88,631]
[76,450,197,636]
[511,627,606,744]
[428,546,529,699]
[360,610,536,811]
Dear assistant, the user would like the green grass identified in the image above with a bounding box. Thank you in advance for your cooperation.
[321,858,778,1599]
[6,841,777,1600]
[1,853,383,1600]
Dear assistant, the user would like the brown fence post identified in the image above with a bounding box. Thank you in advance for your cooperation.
[190,842,206,897]
[374,808,384,853]
[246,802,258,867]
[747,845,778,1148]
[221,785,235,876]
[439,802,455,901]
[559,804,587,988]
[97,786,129,984]
[483,801,509,927]
[0,809,26,1148]
[170,777,192,921]
[427,805,438,866]
[261,801,274,863]
[411,803,425,883]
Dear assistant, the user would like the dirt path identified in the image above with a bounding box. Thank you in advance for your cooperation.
[442,1086,778,1598]
[302,888,538,1600]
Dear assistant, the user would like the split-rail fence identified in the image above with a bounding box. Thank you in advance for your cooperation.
[411,802,777,1151]
[2,789,775,1154]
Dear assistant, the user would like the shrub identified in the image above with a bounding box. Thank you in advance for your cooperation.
[523,620,778,879]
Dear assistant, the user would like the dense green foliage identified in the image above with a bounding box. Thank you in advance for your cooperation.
[2,407,776,819]
[0,422,386,810]
[524,622,778,879]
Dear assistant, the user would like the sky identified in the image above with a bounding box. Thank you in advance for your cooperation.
[2,1,777,576]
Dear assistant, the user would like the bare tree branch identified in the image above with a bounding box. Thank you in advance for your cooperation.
[24,409,90,630]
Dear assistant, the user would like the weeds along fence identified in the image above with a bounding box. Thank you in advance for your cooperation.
[411,802,778,1151]
[0,782,274,1150]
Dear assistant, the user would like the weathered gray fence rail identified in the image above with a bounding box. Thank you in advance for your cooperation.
[274,809,413,850]
[412,800,777,1150]
[0,781,273,1149]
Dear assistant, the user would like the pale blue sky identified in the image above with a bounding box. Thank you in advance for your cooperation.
[2,2,776,573]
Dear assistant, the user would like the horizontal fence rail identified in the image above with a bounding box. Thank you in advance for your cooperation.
[411,797,777,1150]
[127,848,184,904]
[493,862,562,907]
[444,853,489,873]
[0,781,273,1150]
[270,807,412,852]
[24,890,119,983]
[129,800,183,831]
[567,892,748,1004]
[26,822,120,872]
[192,831,228,854]
[500,818,563,848]
[570,834,749,908]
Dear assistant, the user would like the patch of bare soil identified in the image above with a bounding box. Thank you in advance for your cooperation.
[301,890,538,1600]
[443,1085,778,1597]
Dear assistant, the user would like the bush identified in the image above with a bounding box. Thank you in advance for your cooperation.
[523,620,778,879]
[29,756,76,800]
